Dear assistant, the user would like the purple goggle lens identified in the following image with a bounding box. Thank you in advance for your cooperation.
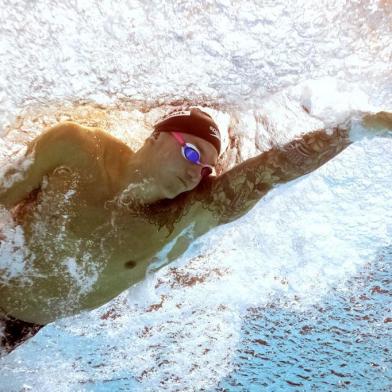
[172,132,214,178]
[183,146,200,163]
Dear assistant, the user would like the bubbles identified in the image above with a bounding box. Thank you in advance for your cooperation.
[2,128,390,390]
[0,0,391,390]
[0,208,30,284]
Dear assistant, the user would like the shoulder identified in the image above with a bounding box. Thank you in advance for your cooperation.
[159,179,221,236]
[32,121,96,153]
[26,122,105,170]
[38,121,130,156]
[43,121,101,145]
[180,163,270,226]
[43,121,91,138]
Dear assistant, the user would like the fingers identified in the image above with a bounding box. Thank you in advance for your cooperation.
[362,111,392,130]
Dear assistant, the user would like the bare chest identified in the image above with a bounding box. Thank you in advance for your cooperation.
[11,168,177,266]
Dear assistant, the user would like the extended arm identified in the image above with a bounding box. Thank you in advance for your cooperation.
[195,126,351,225]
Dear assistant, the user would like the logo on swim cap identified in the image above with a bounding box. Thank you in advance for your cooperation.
[209,126,220,139]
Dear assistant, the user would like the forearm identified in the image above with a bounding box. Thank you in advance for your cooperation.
[261,127,351,183]
[199,127,351,224]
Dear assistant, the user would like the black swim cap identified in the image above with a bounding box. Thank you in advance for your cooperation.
[153,108,221,154]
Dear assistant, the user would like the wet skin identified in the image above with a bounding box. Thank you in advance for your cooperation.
[0,122,220,324]
[0,113,389,324]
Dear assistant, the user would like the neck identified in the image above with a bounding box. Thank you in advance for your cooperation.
[118,147,164,207]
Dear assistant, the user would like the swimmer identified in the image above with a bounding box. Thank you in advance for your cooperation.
[0,107,390,353]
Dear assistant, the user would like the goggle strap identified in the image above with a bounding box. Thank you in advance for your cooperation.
[171,132,185,146]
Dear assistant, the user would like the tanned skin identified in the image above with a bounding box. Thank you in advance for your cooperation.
[0,112,390,325]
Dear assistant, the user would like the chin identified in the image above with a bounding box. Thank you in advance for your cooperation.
[164,186,183,199]
[163,176,199,199]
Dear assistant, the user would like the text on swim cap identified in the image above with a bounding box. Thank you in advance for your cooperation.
[209,126,220,139]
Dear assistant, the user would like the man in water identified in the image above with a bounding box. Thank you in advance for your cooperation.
[0,107,388,353]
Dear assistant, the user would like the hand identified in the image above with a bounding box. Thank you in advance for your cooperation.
[350,111,392,142]
[363,111,392,130]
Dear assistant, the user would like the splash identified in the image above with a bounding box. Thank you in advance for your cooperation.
[1,0,391,390]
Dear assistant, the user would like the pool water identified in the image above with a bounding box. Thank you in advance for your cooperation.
[218,248,391,391]
[0,0,391,390]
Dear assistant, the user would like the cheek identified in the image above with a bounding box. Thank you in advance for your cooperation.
[157,151,178,174]
[164,147,183,166]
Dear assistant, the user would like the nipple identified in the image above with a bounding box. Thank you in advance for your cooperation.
[124,260,136,269]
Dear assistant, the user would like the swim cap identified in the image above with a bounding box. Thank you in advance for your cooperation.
[153,108,221,154]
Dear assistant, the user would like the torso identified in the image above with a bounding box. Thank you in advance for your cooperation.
[0,127,201,324]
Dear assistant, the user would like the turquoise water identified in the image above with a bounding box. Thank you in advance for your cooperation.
[218,248,391,391]
[1,132,391,392]
[1,0,391,390]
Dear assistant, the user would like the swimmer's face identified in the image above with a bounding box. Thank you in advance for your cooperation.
[152,132,218,199]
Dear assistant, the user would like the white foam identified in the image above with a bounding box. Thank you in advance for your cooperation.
[0,208,31,283]
[292,78,375,127]
[62,256,100,296]
[1,0,391,390]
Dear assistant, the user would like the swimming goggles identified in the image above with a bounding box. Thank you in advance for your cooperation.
[171,132,214,177]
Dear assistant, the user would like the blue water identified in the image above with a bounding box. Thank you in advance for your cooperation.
[1,0,391,390]
[218,247,392,391]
